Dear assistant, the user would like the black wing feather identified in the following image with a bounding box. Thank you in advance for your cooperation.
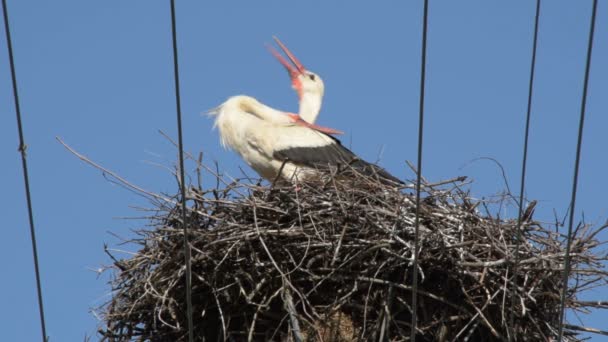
[273,136,403,185]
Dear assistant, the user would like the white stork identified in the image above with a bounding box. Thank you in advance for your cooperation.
[209,95,402,185]
[267,37,324,124]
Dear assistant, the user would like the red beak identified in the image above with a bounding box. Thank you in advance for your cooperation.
[266,36,306,81]
[287,113,343,135]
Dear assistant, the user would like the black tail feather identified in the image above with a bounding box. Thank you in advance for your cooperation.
[349,159,404,186]
[274,134,404,186]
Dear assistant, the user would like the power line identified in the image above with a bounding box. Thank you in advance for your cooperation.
[2,0,48,341]
[410,0,429,340]
[168,1,194,341]
[556,0,598,340]
[510,0,541,337]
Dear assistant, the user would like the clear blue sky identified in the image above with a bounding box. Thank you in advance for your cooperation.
[1,1,606,341]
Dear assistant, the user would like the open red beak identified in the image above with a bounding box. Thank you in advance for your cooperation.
[266,36,306,81]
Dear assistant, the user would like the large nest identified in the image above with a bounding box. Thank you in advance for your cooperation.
[97,165,608,341]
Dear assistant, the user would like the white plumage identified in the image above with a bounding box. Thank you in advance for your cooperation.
[209,95,337,181]
[209,38,401,185]
[209,95,402,185]
[267,37,325,124]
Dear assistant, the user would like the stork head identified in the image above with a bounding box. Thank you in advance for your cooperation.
[267,37,325,102]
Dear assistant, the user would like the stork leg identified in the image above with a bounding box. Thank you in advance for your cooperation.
[271,160,289,188]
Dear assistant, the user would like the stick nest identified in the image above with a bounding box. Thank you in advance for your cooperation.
[98,169,607,341]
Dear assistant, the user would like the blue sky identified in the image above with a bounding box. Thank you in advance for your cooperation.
[1,1,606,341]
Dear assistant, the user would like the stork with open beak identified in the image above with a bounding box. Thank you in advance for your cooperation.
[267,37,324,124]
[209,95,402,185]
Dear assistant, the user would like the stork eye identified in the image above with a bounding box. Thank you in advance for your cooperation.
[309,74,316,81]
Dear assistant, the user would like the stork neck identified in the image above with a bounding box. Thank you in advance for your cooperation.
[298,92,322,124]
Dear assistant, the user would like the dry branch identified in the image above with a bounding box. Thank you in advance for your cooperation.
[82,150,607,341]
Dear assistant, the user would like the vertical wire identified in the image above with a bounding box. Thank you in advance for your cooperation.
[169,1,194,341]
[509,0,541,338]
[410,0,429,340]
[556,0,598,340]
[2,0,48,341]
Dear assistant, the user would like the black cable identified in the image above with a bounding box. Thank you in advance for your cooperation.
[510,0,541,337]
[169,1,194,341]
[2,1,48,341]
[557,0,598,340]
[410,0,429,340]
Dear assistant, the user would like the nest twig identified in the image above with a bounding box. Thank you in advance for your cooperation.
[78,147,606,341]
